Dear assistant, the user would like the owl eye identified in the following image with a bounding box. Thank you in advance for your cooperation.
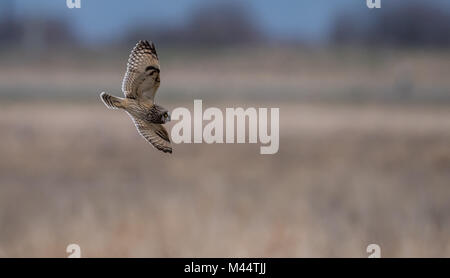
[164,113,168,118]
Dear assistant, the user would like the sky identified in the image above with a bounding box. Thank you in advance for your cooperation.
[3,0,450,44]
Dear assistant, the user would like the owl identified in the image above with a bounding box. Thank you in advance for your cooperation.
[100,40,172,153]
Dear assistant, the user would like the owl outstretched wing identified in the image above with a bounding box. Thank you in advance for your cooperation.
[132,117,172,154]
[122,40,161,102]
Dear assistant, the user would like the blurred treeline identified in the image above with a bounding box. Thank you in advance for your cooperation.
[1,1,450,49]
[332,2,450,47]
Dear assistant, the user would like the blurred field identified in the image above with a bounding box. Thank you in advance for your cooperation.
[1,47,450,102]
[0,100,449,257]
[2,0,450,260]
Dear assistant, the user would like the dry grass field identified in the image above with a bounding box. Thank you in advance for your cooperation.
[3,0,450,260]
[0,100,449,257]
[0,46,449,257]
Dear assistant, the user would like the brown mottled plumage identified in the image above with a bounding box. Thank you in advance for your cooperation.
[100,40,172,153]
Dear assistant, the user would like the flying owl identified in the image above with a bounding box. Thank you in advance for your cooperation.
[100,40,172,153]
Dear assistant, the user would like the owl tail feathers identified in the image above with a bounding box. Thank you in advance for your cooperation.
[100,92,125,109]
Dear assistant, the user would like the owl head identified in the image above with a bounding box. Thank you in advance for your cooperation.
[161,110,171,123]
[147,104,171,124]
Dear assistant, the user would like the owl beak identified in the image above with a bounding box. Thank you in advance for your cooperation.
[167,113,171,122]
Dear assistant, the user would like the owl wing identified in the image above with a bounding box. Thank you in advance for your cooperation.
[132,117,172,154]
[122,40,161,102]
